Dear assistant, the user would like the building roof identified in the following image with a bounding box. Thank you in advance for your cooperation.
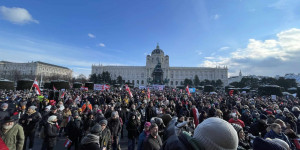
[35,61,70,70]
[151,43,164,55]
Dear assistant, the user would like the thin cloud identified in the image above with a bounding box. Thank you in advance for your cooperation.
[195,50,202,55]
[213,14,220,20]
[199,28,300,76]
[88,33,95,38]
[99,43,105,47]
[219,46,230,51]
[0,6,39,24]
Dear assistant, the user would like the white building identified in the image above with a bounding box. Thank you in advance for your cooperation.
[228,70,243,84]
[0,61,72,81]
[92,44,228,87]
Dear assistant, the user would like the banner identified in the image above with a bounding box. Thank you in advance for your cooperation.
[271,95,277,100]
[80,86,88,91]
[94,84,110,91]
[189,88,196,93]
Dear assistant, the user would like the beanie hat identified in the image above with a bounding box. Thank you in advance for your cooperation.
[111,111,118,117]
[90,123,102,134]
[231,123,243,134]
[73,112,79,117]
[270,138,290,150]
[45,105,51,110]
[29,106,36,111]
[260,114,268,120]
[99,119,108,125]
[47,115,57,122]
[253,137,285,150]
[192,117,238,150]
[144,122,151,127]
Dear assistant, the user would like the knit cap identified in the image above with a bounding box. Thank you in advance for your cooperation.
[192,117,238,150]
[270,138,290,150]
[28,106,36,111]
[90,123,102,134]
[231,123,243,134]
[47,115,57,122]
[99,119,108,125]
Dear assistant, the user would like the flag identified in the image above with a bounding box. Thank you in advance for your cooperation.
[33,79,41,95]
[229,90,234,96]
[0,136,9,150]
[64,138,72,148]
[147,88,150,99]
[60,91,65,99]
[125,84,133,98]
[53,85,57,91]
[81,86,88,91]
[180,89,182,93]
[186,85,191,97]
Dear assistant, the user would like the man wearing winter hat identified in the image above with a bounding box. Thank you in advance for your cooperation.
[249,114,269,137]
[42,115,59,150]
[0,116,25,150]
[98,119,111,150]
[192,117,238,150]
[19,105,42,150]
[65,112,83,150]
[80,124,101,150]
[0,103,10,120]
[144,123,162,150]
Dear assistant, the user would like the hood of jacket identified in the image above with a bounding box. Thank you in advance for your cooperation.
[81,134,99,145]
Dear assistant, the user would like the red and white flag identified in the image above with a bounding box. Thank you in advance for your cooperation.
[60,92,65,99]
[180,89,182,93]
[186,85,191,97]
[33,79,41,95]
[53,85,57,91]
[64,138,72,148]
[125,84,133,98]
[147,88,150,99]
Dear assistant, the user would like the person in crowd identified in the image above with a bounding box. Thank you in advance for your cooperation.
[81,100,92,113]
[83,113,96,134]
[143,123,162,150]
[65,112,84,150]
[264,123,292,148]
[98,119,112,150]
[19,106,41,150]
[229,112,245,128]
[80,123,101,150]
[162,117,238,150]
[0,116,25,150]
[137,122,151,150]
[231,123,251,150]
[0,103,10,120]
[127,112,141,150]
[249,114,269,137]
[108,111,122,150]
[146,101,157,122]
[42,115,59,150]
[60,106,72,136]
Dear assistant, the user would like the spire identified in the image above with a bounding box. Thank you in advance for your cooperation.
[239,70,242,76]
[156,43,160,49]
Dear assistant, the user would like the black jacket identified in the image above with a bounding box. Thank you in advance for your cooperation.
[126,115,140,139]
[44,122,59,147]
[0,109,10,121]
[107,117,122,137]
[19,111,41,132]
[66,118,84,139]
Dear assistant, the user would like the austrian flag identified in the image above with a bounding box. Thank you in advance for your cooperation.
[125,84,133,98]
[33,79,41,95]
[186,85,191,97]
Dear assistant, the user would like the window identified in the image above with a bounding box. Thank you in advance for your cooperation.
[141,80,144,84]
[171,81,173,85]
[132,80,135,84]
[176,81,178,85]
[137,80,139,84]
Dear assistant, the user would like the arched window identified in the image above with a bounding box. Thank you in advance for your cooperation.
[171,81,173,85]
[137,80,139,84]
[141,80,144,84]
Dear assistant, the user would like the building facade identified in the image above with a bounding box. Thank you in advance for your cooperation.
[92,45,228,87]
[0,61,72,81]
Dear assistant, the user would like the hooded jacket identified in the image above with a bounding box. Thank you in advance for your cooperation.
[80,134,100,150]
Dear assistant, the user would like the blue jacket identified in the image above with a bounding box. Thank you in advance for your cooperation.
[137,130,147,150]
[264,130,291,147]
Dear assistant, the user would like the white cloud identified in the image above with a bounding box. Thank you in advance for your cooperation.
[199,28,300,76]
[99,43,105,47]
[219,46,230,51]
[213,14,220,20]
[0,6,39,24]
[88,33,95,38]
[195,50,202,55]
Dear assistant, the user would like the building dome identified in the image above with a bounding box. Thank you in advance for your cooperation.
[151,43,164,55]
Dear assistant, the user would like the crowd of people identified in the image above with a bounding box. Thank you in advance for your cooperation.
[0,86,300,150]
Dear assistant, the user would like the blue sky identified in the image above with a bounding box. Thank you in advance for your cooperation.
[1,0,300,78]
